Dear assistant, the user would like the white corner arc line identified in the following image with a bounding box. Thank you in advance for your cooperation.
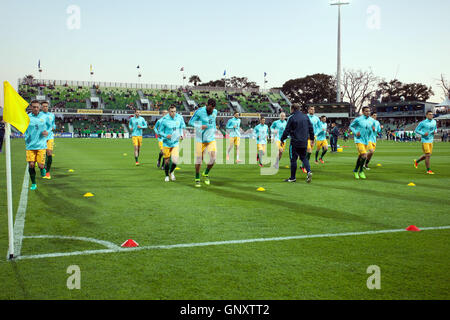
[22,235,120,250]
[7,166,30,258]
[14,225,450,261]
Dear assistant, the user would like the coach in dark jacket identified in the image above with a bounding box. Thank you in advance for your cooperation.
[330,123,339,152]
[281,104,314,183]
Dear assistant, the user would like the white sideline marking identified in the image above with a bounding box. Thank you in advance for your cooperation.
[7,166,30,258]
[14,225,450,261]
[22,235,120,250]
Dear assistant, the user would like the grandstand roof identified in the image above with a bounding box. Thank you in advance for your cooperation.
[436,98,450,107]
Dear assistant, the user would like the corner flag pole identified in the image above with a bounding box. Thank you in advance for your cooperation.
[5,122,14,259]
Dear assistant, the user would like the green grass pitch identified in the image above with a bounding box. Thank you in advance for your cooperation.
[0,138,449,299]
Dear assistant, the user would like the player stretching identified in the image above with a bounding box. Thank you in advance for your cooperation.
[154,109,169,169]
[270,112,287,169]
[315,116,328,164]
[349,107,374,179]
[414,111,437,174]
[188,99,218,187]
[25,100,48,190]
[226,112,242,163]
[253,117,269,167]
[364,112,382,170]
[128,110,148,165]
[157,105,186,182]
[301,106,320,173]
[41,101,56,179]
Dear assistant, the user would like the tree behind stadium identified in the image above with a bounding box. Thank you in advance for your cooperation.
[281,73,337,105]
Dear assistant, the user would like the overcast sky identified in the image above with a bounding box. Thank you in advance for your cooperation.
[1,0,449,107]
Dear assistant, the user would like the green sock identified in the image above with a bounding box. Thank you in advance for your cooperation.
[135,156,138,162]
[29,167,36,184]
[205,167,210,175]
[315,151,319,161]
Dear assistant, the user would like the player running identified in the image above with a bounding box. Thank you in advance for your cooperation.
[188,99,218,187]
[301,106,320,173]
[253,117,269,167]
[226,112,242,163]
[157,105,186,182]
[364,112,382,170]
[154,109,169,169]
[41,101,56,179]
[414,110,438,174]
[25,100,48,190]
[315,115,329,164]
[128,110,148,165]
[270,112,287,169]
[349,106,374,180]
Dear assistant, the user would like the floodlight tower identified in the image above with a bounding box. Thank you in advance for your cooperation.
[330,0,349,103]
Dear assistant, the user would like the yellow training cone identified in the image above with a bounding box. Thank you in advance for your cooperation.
[68,169,74,173]
[83,192,94,197]
[285,166,289,169]
[175,167,180,170]
[377,164,382,167]
[408,183,416,187]
[256,187,266,192]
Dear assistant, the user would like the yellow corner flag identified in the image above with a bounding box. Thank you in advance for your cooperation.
[3,81,30,133]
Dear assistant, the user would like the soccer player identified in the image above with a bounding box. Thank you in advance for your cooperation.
[414,111,438,174]
[281,103,314,183]
[364,112,382,170]
[128,110,148,165]
[154,109,169,169]
[270,112,288,169]
[41,101,56,179]
[157,105,186,182]
[349,106,374,179]
[315,116,328,164]
[25,100,48,190]
[301,106,320,173]
[253,117,269,167]
[188,98,218,187]
[226,112,242,163]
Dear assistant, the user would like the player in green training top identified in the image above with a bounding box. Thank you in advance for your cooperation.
[349,106,375,180]
[253,117,269,167]
[364,111,382,170]
[188,99,218,187]
[270,112,287,169]
[128,110,148,165]
[154,109,169,169]
[157,105,186,182]
[315,116,329,164]
[226,112,242,163]
[41,101,56,179]
[301,106,320,173]
[25,100,48,190]
[414,110,438,174]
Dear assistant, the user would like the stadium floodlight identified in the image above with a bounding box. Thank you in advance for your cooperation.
[330,0,350,103]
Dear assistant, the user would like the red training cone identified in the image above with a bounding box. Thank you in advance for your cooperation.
[121,239,139,247]
[406,225,421,232]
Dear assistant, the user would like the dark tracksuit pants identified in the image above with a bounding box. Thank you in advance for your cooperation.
[330,135,338,152]
[289,144,310,179]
